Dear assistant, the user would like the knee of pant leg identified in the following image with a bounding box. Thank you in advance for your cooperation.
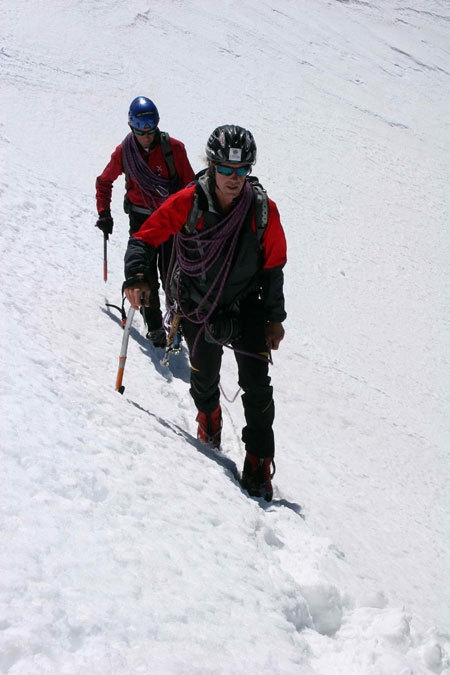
[238,364,272,393]
[241,392,275,441]
[189,364,221,408]
[189,383,220,412]
[241,386,274,410]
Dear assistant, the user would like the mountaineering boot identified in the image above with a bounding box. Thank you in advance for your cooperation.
[241,452,275,502]
[196,405,222,448]
[146,328,167,348]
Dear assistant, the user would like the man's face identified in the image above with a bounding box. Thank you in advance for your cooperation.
[214,163,251,202]
[130,125,156,151]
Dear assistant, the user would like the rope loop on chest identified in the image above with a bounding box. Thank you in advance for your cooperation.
[174,181,253,325]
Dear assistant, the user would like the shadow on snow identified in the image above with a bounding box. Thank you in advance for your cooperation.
[102,300,191,383]
[129,398,304,519]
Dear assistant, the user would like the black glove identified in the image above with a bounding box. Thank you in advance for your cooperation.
[95,210,114,237]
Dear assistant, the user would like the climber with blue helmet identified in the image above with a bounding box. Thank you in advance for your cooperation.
[95,96,195,347]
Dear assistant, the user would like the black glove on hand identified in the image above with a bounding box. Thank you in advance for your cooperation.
[95,210,114,237]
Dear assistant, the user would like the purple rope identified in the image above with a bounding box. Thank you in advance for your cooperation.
[122,132,171,210]
[219,382,242,403]
[176,181,253,330]
[165,180,272,364]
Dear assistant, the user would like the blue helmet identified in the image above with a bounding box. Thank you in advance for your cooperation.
[128,96,160,130]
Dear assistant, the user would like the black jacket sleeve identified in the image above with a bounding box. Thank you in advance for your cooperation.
[260,266,287,323]
[123,237,158,287]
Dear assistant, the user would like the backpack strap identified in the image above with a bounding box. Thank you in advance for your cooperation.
[159,131,177,180]
[183,170,210,234]
[184,190,202,233]
[248,176,269,244]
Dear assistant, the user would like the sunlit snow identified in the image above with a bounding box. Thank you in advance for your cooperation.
[1,1,449,673]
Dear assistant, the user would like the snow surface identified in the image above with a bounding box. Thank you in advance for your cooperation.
[1,0,450,673]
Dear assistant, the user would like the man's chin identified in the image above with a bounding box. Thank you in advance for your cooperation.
[226,185,242,196]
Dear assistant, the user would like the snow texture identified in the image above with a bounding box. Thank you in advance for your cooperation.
[1,0,449,673]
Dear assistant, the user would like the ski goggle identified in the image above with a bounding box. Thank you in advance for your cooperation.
[131,126,157,136]
[216,164,251,177]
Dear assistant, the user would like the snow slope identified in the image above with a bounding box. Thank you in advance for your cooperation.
[1,0,449,673]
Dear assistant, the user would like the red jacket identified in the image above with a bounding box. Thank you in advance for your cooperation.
[96,135,195,213]
[126,179,287,321]
[133,184,287,271]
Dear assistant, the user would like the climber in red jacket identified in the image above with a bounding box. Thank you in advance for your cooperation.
[95,96,194,346]
[123,125,287,501]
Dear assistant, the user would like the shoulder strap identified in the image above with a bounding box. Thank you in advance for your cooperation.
[248,176,269,244]
[121,134,130,179]
[159,131,177,179]
[184,190,202,233]
[183,170,208,233]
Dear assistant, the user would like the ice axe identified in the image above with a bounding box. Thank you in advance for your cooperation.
[115,306,135,394]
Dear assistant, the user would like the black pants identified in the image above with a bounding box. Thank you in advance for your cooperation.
[182,295,275,458]
[129,211,173,332]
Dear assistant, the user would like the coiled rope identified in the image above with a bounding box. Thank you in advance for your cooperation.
[121,132,170,210]
[165,181,271,366]
[174,180,253,330]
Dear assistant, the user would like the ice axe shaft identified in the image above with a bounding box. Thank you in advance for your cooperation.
[103,233,108,282]
[115,307,135,393]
